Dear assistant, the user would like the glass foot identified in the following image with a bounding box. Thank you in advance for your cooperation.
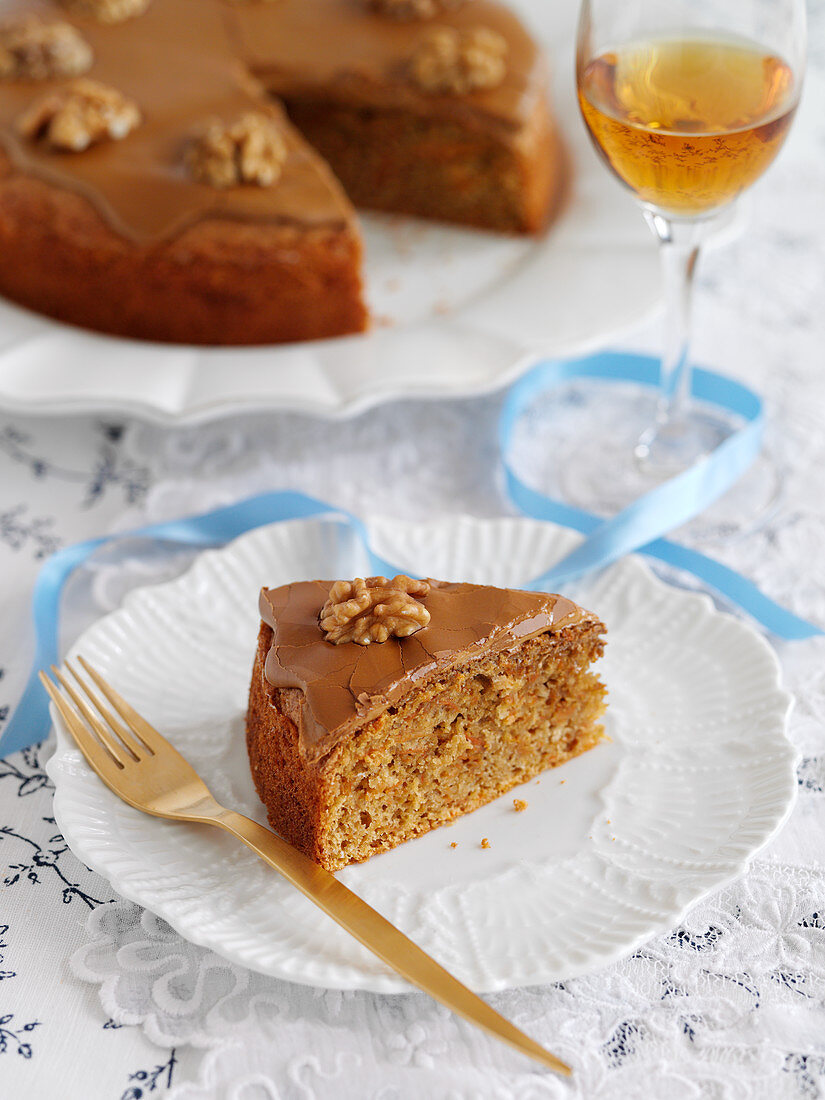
[521,380,781,540]
[634,408,731,478]
[675,450,782,544]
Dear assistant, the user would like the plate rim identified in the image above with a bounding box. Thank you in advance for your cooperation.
[0,240,659,427]
[0,333,543,427]
[46,515,796,993]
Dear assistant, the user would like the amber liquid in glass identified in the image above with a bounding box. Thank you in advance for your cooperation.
[578,37,797,216]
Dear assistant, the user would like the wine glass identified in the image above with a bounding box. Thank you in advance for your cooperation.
[563,0,805,518]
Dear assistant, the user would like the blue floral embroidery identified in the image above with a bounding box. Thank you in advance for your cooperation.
[120,1050,177,1099]
[86,424,149,506]
[0,422,149,506]
[704,970,761,1009]
[0,1014,40,1059]
[0,821,108,908]
[0,505,60,559]
[0,925,14,982]
[668,924,725,952]
[770,970,812,999]
[602,1019,646,1067]
[783,1053,825,1100]
[0,743,53,798]
[659,978,688,1000]
[797,757,824,793]
[0,667,7,731]
[680,1015,701,1043]
[0,746,111,1076]
[0,922,40,1058]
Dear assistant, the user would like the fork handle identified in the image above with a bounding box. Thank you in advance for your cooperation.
[205,805,570,1075]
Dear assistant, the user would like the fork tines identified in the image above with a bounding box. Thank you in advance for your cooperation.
[40,659,152,769]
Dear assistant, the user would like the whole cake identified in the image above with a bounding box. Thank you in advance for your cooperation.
[0,0,564,345]
[246,575,606,871]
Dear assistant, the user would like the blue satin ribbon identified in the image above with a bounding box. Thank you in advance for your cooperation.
[2,352,820,759]
[2,492,399,758]
[501,353,822,639]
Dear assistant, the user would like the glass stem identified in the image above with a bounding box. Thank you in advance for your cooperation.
[634,210,728,474]
[644,209,701,425]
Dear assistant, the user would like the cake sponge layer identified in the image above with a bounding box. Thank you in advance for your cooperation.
[247,613,606,871]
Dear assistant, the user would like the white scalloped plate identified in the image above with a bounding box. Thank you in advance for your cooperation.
[0,0,660,425]
[47,516,795,993]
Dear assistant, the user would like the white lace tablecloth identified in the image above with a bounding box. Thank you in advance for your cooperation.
[2,45,825,1100]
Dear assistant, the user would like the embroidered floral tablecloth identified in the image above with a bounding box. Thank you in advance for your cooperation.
[2,36,825,1100]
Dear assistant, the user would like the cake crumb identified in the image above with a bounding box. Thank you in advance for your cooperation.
[560,779,566,785]
[480,837,491,849]
[450,842,457,848]
[513,799,528,812]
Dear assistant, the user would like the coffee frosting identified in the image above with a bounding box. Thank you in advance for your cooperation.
[259,578,595,764]
[0,0,547,242]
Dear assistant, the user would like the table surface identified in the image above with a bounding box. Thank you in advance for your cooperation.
[2,28,825,1100]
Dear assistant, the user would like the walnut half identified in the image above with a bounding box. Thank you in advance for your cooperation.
[59,0,151,25]
[16,78,141,151]
[186,113,288,189]
[366,0,468,20]
[0,18,92,81]
[409,25,508,94]
[320,576,431,645]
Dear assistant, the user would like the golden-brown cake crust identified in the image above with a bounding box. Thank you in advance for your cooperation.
[247,625,330,867]
[245,624,330,862]
[0,147,366,345]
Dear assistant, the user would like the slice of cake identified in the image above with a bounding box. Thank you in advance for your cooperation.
[239,0,564,235]
[246,575,607,871]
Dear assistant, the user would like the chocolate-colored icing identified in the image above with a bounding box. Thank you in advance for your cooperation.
[259,578,593,764]
[0,0,546,243]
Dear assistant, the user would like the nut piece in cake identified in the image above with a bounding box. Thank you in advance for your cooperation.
[187,112,288,189]
[367,0,467,20]
[59,0,151,24]
[17,78,141,151]
[320,575,431,645]
[0,17,92,81]
[409,25,508,94]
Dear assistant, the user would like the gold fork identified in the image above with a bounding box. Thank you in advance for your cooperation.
[41,656,571,1077]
